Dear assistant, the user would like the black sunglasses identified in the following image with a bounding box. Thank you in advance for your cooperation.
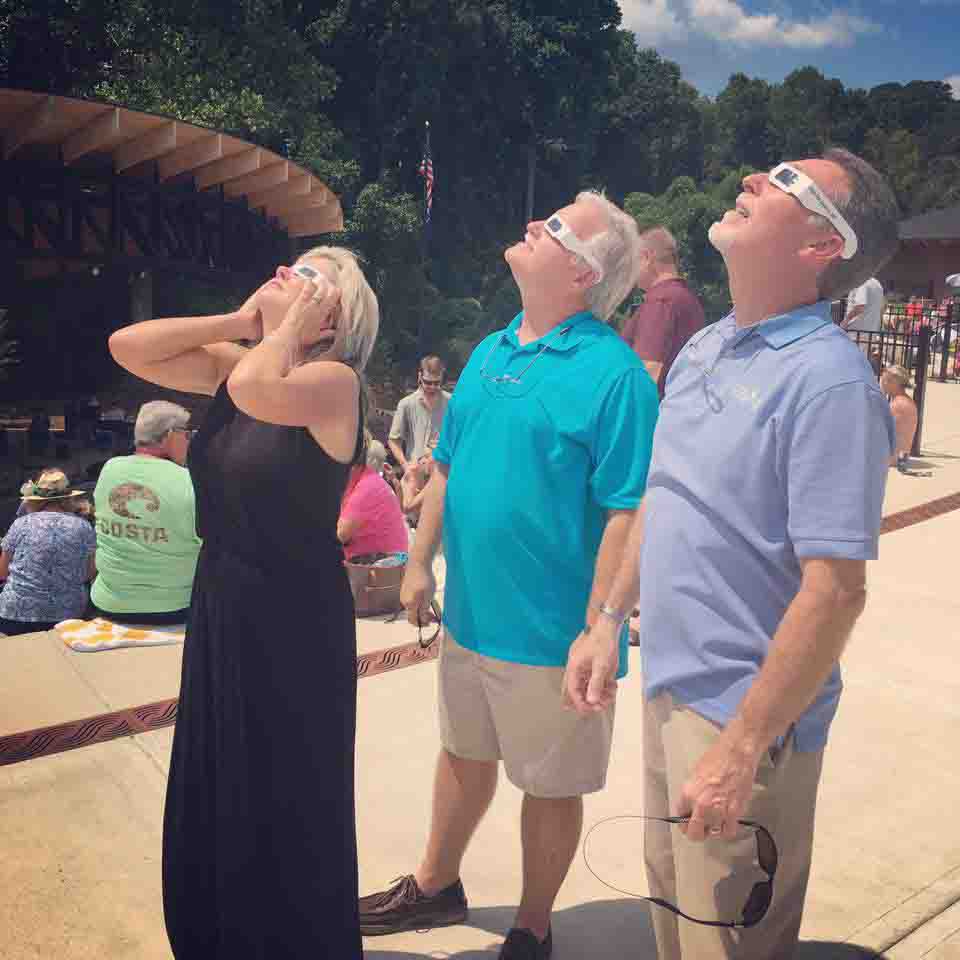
[416,599,443,649]
[584,815,778,929]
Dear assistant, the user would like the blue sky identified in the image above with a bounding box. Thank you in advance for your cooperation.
[618,0,960,98]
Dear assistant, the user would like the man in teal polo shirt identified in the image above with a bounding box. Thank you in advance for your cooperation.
[359,192,659,958]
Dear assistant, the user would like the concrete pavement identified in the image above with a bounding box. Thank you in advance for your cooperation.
[2,381,960,958]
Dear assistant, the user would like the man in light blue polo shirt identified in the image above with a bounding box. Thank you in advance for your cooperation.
[359,192,658,959]
[565,149,900,960]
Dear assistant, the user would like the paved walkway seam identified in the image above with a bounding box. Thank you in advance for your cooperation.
[848,866,960,955]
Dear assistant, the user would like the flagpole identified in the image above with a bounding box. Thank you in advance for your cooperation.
[418,120,433,352]
[423,120,432,253]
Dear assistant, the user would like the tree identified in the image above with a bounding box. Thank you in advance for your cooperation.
[863,128,922,208]
[768,67,845,159]
[593,41,704,198]
[705,73,774,177]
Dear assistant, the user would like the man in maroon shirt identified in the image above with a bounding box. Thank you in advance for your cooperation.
[621,227,705,399]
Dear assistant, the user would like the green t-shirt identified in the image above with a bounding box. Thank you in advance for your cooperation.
[91,455,201,614]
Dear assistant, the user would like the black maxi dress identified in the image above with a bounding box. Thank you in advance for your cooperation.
[162,381,363,959]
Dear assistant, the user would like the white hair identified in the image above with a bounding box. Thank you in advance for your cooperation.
[134,401,190,446]
[297,246,380,372]
[575,190,643,322]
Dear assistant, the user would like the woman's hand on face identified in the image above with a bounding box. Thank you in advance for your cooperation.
[235,289,265,341]
[281,278,344,356]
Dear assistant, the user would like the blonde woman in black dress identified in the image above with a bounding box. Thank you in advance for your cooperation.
[109,247,378,959]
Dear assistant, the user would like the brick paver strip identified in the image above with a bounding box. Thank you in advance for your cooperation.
[879,491,960,534]
[4,491,960,768]
[0,638,438,767]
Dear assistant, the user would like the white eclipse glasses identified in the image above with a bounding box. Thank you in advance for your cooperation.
[543,214,605,281]
[291,263,322,281]
[768,163,858,260]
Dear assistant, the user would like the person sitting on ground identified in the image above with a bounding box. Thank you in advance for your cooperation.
[0,469,96,635]
[881,364,919,467]
[90,401,201,625]
[400,450,434,527]
[388,355,450,473]
[338,436,409,563]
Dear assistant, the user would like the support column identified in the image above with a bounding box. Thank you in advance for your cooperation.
[129,270,153,327]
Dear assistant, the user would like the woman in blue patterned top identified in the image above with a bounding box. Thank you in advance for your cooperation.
[0,469,97,635]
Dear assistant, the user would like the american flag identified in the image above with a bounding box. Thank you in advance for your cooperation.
[419,122,434,225]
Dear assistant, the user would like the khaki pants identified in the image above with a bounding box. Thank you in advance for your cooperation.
[644,692,824,960]
[438,631,615,798]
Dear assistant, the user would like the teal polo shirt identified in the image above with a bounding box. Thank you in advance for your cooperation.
[433,310,658,674]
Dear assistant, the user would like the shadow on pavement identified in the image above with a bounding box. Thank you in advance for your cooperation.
[364,897,657,958]
[921,450,960,460]
[796,942,887,958]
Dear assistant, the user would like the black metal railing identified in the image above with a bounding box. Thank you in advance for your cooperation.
[882,299,960,384]
[846,326,930,456]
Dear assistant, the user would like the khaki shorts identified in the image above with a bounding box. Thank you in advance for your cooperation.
[437,630,615,798]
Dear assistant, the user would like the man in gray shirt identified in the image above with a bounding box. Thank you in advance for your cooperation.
[843,276,885,332]
[389,355,450,472]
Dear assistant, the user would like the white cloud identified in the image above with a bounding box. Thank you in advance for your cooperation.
[689,0,877,47]
[947,75,960,99]
[619,0,687,45]
[620,1,880,49]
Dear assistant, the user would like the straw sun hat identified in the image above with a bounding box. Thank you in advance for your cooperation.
[20,469,85,502]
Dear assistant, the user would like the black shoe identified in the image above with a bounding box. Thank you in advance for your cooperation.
[359,874,468,936]
[499,926,553,959]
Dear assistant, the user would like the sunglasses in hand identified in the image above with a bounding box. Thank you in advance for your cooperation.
[584,815,778,929]
[416,599,443,649]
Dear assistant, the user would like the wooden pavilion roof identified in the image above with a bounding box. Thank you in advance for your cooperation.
[0,89,343,238]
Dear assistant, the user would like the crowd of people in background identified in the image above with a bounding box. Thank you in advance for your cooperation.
[0,357,454,639]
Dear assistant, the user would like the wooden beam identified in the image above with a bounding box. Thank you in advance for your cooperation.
[246,175,320,215]
[222,160,289,198]
[62,108,122,165]
[265,191,334,219]
[195,148,262,191]
[158,134,223,181]
[281,205,344,237]
[3,96,57,160]
[114,121,178,172]
[247,174,318,213]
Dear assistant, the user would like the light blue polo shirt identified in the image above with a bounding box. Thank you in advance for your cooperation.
[434,310,658,674]
[639,301,895,750]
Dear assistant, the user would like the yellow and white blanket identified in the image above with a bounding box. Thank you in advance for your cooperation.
[55,617,185,652]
